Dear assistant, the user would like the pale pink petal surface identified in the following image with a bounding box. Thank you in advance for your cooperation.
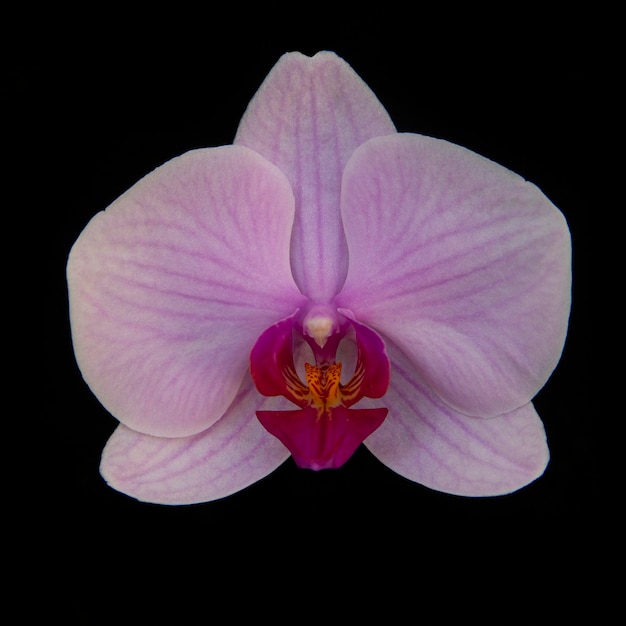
[68,51,570,504]
[100,375,292,505]
[363,341,550,496]
[68,146,305,438]
[234,51,396,301]
[338,134,571,417]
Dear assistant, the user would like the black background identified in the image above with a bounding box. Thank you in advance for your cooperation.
[36,6,603,620]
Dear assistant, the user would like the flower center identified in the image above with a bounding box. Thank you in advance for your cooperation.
[305,362,342,415]
[250,304,390,470]
[280,353,365,417]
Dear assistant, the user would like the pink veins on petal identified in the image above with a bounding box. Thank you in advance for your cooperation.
[67,50,571,505]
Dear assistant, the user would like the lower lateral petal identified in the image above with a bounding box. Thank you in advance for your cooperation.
[363,341,549,496]
[100,376,292,505]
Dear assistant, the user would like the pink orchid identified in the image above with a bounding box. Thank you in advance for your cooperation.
[67,51,571,504]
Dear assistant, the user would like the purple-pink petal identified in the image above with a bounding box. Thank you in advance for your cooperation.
[362,340,550,496]
[249,314,307,406]
[343,314,391,402]
[100,374,292,505]
[68,146,305,438]
[338,134,571,418]
[257,406,387,471]
[250,311,390,470]
[234,51,396,301]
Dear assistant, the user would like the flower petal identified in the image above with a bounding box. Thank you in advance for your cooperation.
[68,146,305,437]
[338,134,571,417]
[234,51,396,301]
[100,375,292,505]
[257,406,387,471]
[363,341,550,496]
[342,314,391,403]
[249,314,309,407]
[249,312,390,407]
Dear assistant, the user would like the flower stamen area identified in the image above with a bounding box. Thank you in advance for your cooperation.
[250,309,390,470]
[305,362,342,416]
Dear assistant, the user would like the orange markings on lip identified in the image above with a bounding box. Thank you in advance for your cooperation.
[305,362,343,417]
[280,360,367,419]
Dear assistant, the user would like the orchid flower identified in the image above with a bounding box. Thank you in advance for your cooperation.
[67,51,571,504]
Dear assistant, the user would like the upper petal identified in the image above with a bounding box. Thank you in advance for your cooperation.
[100,374,292,505]
[338,134,571,417]
[68,145,305,437]
[234,51,396,301]
[363,340,550,497]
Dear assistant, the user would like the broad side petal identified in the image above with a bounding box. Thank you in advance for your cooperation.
[68,146,305,438]
[338,134,571,417]
[100,375,292,505]
[234,51,396,301]
[363,341,550,497]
